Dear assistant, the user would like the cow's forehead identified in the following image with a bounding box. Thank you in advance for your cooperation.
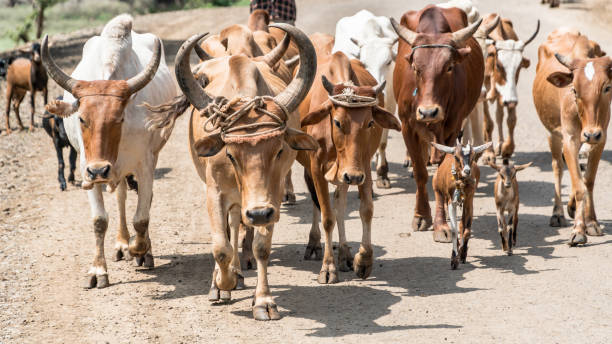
[495,40,524,51]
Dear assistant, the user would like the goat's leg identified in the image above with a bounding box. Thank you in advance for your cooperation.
[496,206,508,253]
[448,201,460,270]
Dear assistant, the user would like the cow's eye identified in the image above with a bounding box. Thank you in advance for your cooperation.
[604,85,611,93]
[333,119,342,129]
[276,148,284,160]
[79,116,87,127]
[368,120,375,128]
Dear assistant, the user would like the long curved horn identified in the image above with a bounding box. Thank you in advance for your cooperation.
[390,17,418,45]
[477,15,500,37]
[451,18,483,44]
[175,33,214,110]
[523,19,540,46]
[193,41,213,61]
[271,23,316,113]
[127,38,162,95]
[554,53,574,70]
[41,35,77,93]
[261,33,290,68]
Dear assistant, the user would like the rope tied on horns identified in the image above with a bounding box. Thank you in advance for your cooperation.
[202,95,289,142]
[328,87,378,108]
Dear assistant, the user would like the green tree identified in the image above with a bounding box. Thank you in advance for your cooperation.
[33,0,67,39]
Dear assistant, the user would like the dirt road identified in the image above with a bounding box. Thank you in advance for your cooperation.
[1,0,611,343]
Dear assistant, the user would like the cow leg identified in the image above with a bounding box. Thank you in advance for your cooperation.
[85,184,110,288]
[334,184,353,272]
[282,169,296,205]
[448,201,460,269]
[355,171,374,279]
[481,101,496,164]
[304,170,322,260]
[583,143,604,236]
[548,135,567,227]
[29,91,35,131]
[128,167,154,268]
[375,129,391,188]
[240,224,255,270]
[68,145,77,184]
[310,163,338,284]
[228,205,245,292]
[4,84,12,134]
[403,129,432,232]
[206,187,237,294]
[251,225,280,320]
[496,206,509,253]
[562,138,588,246]
[114,178,130,262]
[501,106,517,158]
[54,136,67,191]
[495,102,504,156]
[433,188,451,242]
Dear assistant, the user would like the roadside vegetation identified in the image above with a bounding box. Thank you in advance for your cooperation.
[0,0,249,52]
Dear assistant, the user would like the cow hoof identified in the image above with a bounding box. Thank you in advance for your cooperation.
[282,192,296,205]
[354,251,372,280]
[60,182,67,191]
[114,247,131,262]
[304,243,323,261]
[128,235,150,258]
[220,290,231,301]
[549,214,568,227]
[253,303,281,321]
[142,253,154,268]
[451,251,459,270]
[84,274,109,289]
[235,275,245,290]
[433,229,452,243]
[507,249,513,256]
[376,177,391,189]
[412,216,432,232]
[568,232,587,247]
[586,222,603,236]
[317,268,339,284]
[208,284,220,301]
[337,244,353,272]
[134,256,145,267]
[567,198,576,219]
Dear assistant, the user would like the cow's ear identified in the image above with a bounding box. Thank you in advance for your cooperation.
[301,101,332,127]
[46,99,78,118]
[521,57,531,69]
[372,106,401,131]
[193,133,225,157]
[285,128,319,151]
[455,47,472,62]
[547,71,573,88]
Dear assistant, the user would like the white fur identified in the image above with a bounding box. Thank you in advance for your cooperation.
[494,40,525,104]
[437,0,480,24]
[585,62,595,81]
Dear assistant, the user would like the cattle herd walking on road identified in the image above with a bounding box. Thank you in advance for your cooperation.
[1,0,609,321]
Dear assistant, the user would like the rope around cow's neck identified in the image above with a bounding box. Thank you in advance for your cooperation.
[328,87,378,108]
[202,95,288,140]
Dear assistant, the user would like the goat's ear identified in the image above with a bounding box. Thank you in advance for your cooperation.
[45,99,78,118]
[301,101,332,127]
[285,128,319,151]
[547,71,573,88]
[193,133,224,157]
[430,142,455,154]
[373,106,401,131]
[488,162,501,172]
[515,161,533,171]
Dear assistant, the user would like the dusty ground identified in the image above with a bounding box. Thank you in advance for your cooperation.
[1,0,611,343]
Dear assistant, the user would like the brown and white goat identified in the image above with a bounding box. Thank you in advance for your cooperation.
[3,43,48,134]
[490,159,532,255]
[432,140,492,269]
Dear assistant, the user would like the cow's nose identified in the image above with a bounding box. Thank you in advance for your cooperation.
[583,130,603,143]
[418,107,439,118]
[504,101,517,109]
[343,173,365,185]
[245,207,275,226]
[86,165,110,180]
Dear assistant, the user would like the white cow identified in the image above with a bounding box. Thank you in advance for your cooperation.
[41,14,177,288]
[332,9,398,188]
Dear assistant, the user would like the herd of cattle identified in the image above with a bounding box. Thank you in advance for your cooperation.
[0,0,609,321]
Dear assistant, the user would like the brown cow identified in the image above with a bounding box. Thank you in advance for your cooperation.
[151,24,318,320]
[533,28,609,245]
[482,15,539,159]
[391,5,484,241]
[3,43,48,134]
[297,50,401,283]
[432,139,490,268]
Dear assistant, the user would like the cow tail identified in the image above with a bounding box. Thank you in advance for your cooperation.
[303,169,320,211]
[142,94,191,133]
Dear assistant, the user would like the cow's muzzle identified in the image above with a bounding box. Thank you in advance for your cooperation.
[416,105,443,122]
[85,162,111,182]
[582,128,603,144]
[245,206,276,226]
[342,172,365,186]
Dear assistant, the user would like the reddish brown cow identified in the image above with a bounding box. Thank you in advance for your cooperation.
[297,50,400,283]
[392,5,484,241]
[533,28,609,245]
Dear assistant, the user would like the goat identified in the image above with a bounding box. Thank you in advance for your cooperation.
[4,43,48,134]
[432,139,492,269]
[489,159,532,255]
[42,96,77,191]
